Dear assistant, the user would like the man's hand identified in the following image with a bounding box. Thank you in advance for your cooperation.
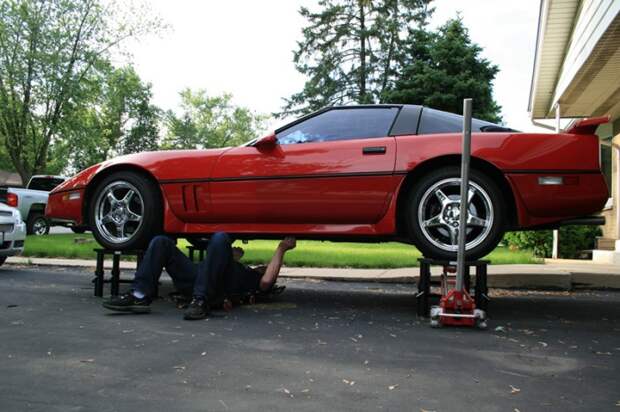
[278,236,296,252]
[259,237,296,292]
[232,247,244,262]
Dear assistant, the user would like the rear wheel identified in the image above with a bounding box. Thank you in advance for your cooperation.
[89,171,162,250]
[27,213,50,235]
[406,166,506,260]
[0,256,6,267]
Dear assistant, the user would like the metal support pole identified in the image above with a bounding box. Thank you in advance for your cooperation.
[552,103,561,259]
[456,98,473,291]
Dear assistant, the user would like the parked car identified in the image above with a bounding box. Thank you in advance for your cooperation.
[45,105,609,260]
[1,175,67,235]
[0,202,26,267]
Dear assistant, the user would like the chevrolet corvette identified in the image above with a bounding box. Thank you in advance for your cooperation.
[45,105,609,260]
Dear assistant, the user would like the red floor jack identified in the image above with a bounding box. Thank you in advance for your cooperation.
[429,265,487,329]
[429,99,488,330]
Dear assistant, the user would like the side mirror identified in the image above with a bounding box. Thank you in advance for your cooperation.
[254,133,278,150]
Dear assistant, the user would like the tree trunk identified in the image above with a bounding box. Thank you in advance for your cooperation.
[358,0,367,103]
[380,0,398,99]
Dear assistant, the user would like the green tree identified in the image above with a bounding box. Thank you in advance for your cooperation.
[100,66,161,156]
[504,226,601,259]
[383,18,502,122]
[0,0,162,182]
[281,0,433,116]
[57,65,161,172]
[163,89,266,150]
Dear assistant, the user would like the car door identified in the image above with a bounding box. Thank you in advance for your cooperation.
[209,107,401,224]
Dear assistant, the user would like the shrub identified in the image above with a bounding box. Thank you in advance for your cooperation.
[504,225,601,259]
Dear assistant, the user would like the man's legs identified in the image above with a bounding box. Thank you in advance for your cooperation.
[184,232,234,320]
[133,235,197,297]
[103,235,197,313]
[192,232,234,300]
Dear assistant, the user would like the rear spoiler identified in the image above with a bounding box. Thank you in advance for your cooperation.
[566,116,610,135]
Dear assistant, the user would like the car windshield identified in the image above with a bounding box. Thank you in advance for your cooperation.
[27,177,65,192]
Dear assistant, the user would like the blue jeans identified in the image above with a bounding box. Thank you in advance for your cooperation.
[133,232,234,301]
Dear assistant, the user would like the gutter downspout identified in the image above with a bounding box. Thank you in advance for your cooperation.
[552,104,561,259]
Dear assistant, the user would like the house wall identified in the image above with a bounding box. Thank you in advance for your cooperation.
[600,119,620,240]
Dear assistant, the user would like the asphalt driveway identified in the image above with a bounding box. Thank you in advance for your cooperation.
[0,265,618,411]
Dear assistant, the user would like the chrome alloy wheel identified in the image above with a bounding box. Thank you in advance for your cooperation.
[32,217,48,235]
[417,178,494,253]
[94,181,144,244]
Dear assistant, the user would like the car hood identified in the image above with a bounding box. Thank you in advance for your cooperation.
[52,148,231,194]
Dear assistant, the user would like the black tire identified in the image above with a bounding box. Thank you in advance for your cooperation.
[70,227,87,234]
[27,213,50,235]
[0,256,6,267]
[88,171,163,250]
[406,166,506,261]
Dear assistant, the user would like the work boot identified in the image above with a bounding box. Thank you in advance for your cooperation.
[183,296,210,320]
[102,291,151,313]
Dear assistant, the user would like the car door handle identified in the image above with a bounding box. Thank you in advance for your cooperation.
[362,146,386,155]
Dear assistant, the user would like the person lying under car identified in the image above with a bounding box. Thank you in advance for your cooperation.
[102,232,296,320]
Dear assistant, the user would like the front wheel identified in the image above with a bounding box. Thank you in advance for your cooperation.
[89,171,162,250]
[407,166,506,261]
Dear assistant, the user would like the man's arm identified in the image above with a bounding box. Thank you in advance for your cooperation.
[259,237,296,291]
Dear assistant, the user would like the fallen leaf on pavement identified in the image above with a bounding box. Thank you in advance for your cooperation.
[281,388,293,398]
[80,359,95,363]
[510,385,521,394]
[388,384,399,390]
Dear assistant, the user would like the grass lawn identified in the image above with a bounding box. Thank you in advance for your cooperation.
[22,233,540,268]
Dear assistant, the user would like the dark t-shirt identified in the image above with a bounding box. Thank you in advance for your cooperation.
[224,262,262,295]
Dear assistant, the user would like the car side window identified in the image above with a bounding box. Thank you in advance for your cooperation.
[277,108,398,144]
[418,107,505,134]
[418,108,463,134]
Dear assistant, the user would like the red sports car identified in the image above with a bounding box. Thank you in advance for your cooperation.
[46,105,609,260]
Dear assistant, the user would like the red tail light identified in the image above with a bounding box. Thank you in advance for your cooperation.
[6,193,18,207]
